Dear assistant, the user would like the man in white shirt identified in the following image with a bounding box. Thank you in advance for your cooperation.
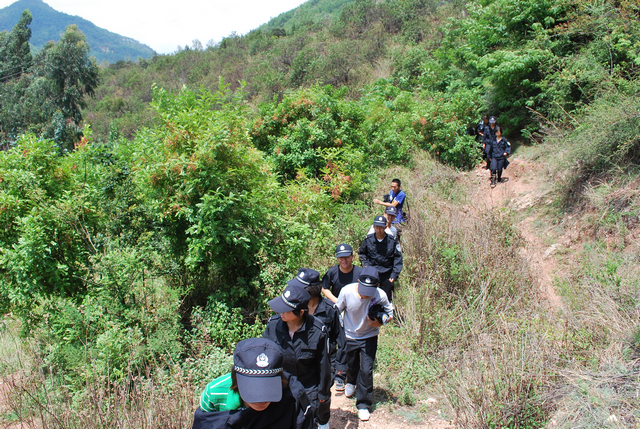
[335,266,393,421]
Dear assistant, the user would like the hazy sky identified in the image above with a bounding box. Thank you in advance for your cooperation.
[0,0,308,54]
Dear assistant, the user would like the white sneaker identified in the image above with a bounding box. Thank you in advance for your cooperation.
[357,409,370,421]
[318,423,330,429]
[344,383,356,397]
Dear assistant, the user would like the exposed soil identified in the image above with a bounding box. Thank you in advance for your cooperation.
[464,158,564,311]
[327,384,454,429]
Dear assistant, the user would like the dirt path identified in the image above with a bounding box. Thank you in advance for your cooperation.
[327,384,454,429]
[464,158,564,310]
[325,157,569,429]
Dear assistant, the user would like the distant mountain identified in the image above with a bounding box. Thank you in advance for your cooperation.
[0,0,155,63]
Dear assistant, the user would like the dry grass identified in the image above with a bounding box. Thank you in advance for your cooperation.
[374,149,640,428]
[0,317,198,428]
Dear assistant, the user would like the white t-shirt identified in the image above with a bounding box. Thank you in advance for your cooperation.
[366,225,397,239]
[336,283,393,340]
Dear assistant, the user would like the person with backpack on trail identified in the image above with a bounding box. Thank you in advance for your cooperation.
[373,178,408,239]
[193,338,314,429]
[373,178,406,224]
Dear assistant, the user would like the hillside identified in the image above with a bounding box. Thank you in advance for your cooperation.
[0,0,155,63]
[258,0,352,33]
[1,0,639,427]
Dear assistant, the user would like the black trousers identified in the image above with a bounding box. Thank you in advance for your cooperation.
[378,270,394,302]
[345,336,378,411]
[490,157,505,179]
[305,386,330,425]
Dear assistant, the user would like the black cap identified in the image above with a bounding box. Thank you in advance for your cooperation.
[489,116,497,124]
[336,243,353,257]
[385,206,397,216]
[234,338,284,403]
[287,268,320,288]
[373,215,387,227]
[268,284,310,314]
[358,266,379,297]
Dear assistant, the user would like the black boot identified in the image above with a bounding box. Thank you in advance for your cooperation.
[490,173,496,188]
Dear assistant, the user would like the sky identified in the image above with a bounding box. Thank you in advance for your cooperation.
[0,0,309,54]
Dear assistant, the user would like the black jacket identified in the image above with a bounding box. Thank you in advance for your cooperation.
[192,373,313,429]
[312,298,347,373]
[482,124,497,146]
[358,233,403,280]
[263,314,331,401]
[491,137,511,159]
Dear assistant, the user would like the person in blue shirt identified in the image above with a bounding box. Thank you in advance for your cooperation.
[373,178,406,224]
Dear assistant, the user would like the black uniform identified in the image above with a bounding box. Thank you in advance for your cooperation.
[358,233,403,301]
[475,121,485,142]
[263,314,331,419]
[310,298,346,424]
[192,373,313,429]
[322,265,362,300]
[482,124,497,160]
[313,299,347,367]
[490,137,511,181]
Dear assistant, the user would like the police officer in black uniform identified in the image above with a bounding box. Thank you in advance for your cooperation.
[192,338,314,429]
[490,125,511,188]
[321,243,362,304]
[263,269,332,429]
[303,272,346,429]
[483,116,498,171]
[477,115,489,169]
[358,216,403,302]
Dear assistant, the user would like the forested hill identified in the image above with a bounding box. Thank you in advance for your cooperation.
[0,0,155,63]
[258,0,352,33]
[1,0,640,426]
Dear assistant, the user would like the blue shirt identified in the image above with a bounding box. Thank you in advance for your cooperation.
[389,189,406,223]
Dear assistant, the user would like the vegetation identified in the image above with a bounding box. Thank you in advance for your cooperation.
[1,0,639,427]
[0,10,99,151]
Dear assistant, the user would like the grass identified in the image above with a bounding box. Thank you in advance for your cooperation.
[2,129,640,428]
[373,137,640,428]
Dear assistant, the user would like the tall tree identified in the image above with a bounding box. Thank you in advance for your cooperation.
[0,18,99,151]
[37,25,99,124]
[0,9,32,81]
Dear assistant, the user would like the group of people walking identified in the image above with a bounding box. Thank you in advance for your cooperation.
[192,180,407,429]
[476,115,512,188]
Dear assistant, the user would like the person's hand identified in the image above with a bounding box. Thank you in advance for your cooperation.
[367,315,383,328]
[373,198,381,204]
[389,278,395,283]
[504,153,507,156]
